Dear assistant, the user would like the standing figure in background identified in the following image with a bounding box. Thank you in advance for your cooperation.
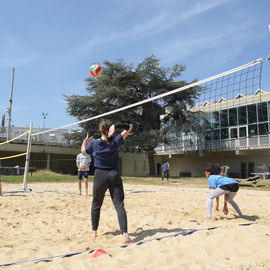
[161,161,170,183]
[76,152,91,196]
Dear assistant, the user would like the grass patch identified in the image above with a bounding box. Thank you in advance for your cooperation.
[2,170,270,190]
[2,170,86,183]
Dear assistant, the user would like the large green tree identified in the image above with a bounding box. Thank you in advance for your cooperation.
[65,55,201,175]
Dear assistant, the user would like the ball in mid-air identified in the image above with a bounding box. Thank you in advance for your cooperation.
[89,64,103,78]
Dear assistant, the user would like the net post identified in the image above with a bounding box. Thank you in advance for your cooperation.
[23,122,33,190]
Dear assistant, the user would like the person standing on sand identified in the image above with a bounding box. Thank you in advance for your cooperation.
[161,161,170,183]
[76,152,91,196]
[81,119,133,243]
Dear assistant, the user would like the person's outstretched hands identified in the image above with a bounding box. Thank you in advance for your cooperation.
[223,204,229,215]
[108,124,115,138]
[83,134,94,145]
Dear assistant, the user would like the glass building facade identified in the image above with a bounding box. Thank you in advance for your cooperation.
[206,101,269,141]
[156,91,270,154]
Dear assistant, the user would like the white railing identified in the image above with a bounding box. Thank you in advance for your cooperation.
[155,134,270,154]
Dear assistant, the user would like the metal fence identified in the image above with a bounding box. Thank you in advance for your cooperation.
[0,126,76,147]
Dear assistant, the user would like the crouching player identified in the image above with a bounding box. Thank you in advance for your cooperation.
[205,164,243,219]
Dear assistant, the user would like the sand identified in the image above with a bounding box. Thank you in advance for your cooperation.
[0,182,270,270]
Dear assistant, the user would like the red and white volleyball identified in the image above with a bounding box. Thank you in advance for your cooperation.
[89,64,103,78]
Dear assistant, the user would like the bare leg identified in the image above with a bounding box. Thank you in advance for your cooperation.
[85,179,88,196]
[78,180,82,195]
[0,182,3,196]
[223,194,229,214]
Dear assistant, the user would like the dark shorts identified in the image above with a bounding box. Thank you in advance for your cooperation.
[78,170,89,180]
[220,183,239,192]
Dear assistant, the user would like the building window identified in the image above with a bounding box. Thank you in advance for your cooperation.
[238,106,247,125]
[239,126,247,137]
[230,128,237,138]
[247,104,257,124]
[221,128,229,139]
[220,110,228,127]
[212,129,220,140]
[258,123,268,135]
[205,131,211,141]
[248,163,254,177]
[212,112,219,128]
[229,108,237,126]
[258,102,268,122]
[268,102,270,120]
[241,162,247,178]
[248,124,258,136]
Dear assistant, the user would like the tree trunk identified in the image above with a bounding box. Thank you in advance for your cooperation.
[147,150,156,176]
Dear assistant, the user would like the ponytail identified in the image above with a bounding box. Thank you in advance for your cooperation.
[99,119,113,141]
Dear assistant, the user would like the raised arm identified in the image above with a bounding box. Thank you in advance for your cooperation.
[121,124,133,140]
[81,134,94,154]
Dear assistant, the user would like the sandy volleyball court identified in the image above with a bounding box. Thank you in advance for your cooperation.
[1,182,270,269]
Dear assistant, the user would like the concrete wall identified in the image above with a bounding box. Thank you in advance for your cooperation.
[119,152,149,176]
[155,149,270,178]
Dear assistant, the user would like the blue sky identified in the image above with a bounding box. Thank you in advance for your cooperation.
[0,0,269,130]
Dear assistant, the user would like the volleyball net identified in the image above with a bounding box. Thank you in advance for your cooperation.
[0,125,32,190]
[0,130,30,160]
[0,57,264,185]
[32,58,263,147]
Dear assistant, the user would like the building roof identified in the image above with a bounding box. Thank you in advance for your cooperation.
[192,89,270,112]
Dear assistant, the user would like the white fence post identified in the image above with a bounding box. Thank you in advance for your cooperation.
[23,122,33,190]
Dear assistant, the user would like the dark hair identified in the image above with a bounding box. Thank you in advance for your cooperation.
[205,164,221,175]
[99,119,113,140]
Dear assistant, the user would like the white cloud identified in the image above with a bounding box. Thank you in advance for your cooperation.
[79,0,232,53]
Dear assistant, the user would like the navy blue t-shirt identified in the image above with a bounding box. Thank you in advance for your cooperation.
[85,134,124,169]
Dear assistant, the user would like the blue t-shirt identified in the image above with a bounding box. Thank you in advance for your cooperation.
[85,134,124,169]
[163,162,169,171]
[208,175,238,189]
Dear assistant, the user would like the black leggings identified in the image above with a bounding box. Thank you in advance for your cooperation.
[91,168,128,233]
